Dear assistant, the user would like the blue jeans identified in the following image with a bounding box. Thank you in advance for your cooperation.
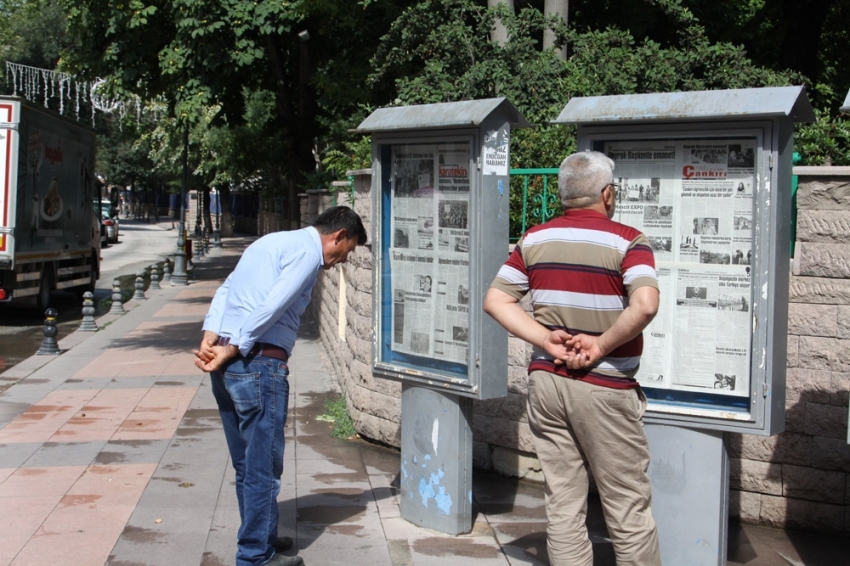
[211,355,290,566]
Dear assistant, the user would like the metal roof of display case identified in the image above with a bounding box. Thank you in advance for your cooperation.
[355,97,531,133]
[553,86,815,125]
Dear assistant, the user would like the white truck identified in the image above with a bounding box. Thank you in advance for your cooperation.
[0,96,99,310]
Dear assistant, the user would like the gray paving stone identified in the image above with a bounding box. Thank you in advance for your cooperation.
[24,440,108,467]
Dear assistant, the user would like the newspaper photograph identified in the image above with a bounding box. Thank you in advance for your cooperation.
[388,143,472,365]
[605,139,756,397]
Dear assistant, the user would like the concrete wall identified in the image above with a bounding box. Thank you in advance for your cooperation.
[305,167,850,535]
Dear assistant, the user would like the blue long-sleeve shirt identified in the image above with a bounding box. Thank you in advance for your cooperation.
[203,226,324,357]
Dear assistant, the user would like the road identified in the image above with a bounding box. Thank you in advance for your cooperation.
[0,218,180,375]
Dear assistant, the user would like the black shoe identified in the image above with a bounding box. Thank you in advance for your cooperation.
[273,537,294,552]
[265,552,304,566]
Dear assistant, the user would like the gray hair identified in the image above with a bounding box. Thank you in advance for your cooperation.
[558,151,615,209]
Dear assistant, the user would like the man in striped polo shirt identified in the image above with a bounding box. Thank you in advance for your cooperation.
[484,151,661,566]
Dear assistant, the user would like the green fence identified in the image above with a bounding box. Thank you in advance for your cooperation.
[509,168,560,241]
[509,164,800,253]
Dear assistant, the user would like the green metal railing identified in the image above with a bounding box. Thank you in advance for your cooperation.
[511,161,801,255]
[510,168,560,241]
[330,176,356,207]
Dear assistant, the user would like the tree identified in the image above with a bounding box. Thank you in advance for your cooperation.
[543,0,568,58]
[488,0,515,45]
[0,0,74,70]
[371,0,802,232]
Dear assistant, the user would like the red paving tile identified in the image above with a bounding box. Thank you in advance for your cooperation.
[0,391,97,444]
[0,466,85,497]
[6,463,157,565]
[153,302,211,317]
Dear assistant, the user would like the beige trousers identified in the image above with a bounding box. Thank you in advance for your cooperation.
[526,371,662,566]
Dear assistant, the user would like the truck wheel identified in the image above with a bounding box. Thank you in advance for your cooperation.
[37,268,54,311]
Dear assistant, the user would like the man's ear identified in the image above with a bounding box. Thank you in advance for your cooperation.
[334,228,348,243]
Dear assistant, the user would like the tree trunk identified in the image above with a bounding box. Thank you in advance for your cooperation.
[543,0,568,60]
[488,0,514,46]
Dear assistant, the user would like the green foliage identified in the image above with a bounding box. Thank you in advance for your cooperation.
[319,394,357,439]
[795,110,850,166]
[0,0,73,69]
[370,0,802,233]
[321,136,372,180]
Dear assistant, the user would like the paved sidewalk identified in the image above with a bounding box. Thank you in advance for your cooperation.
[0,238,846,566]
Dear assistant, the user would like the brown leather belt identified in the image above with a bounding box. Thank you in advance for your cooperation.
[247,342,289,362]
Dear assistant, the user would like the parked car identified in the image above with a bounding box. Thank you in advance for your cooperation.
[100,203,119,243]
[101,209,118,243]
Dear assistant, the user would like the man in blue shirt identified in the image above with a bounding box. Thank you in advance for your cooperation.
[195,206,366,566]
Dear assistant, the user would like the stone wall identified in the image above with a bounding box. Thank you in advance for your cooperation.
[306,167,850,535]
[727,166,850,535]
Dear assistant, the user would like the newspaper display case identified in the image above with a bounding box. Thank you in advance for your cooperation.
[356,98,530,400]
[554,86,815,435]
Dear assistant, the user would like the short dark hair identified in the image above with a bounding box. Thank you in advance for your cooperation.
[312,206,367,245]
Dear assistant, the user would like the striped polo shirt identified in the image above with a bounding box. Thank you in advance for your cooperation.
[490,208,658,389]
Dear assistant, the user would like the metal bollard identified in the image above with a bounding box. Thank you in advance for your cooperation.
[163,260,172,282]
[149,263,161,290]
[36,308,61,355]
[79,292,98,331]
[109,279,125,314]
[133,271,146,300]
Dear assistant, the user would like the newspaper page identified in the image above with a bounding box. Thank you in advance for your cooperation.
[388,143,471,366]
[605,139,755,397]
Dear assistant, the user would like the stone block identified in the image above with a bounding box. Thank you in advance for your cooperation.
[353,410,400,448]
[787,334,799,368]
[733,432,810,466]
[811,437,850,473]
[472,441,492,471]
[350,289,373,318]
[785,400,807,433]
[350,385,400,424]
[729,458,782,495]
[729,489,761,524]
[474,393,527,422]
[781,464,845,504]
[785,367,834,405]
[797,242,850,278]
[789,276,850,305]
[787,303,839,337]
[797,336,850,372]
[491,446,543,482]
[370,375,403,398]
[508,337,530,367]
[760,494,844,533]
[507,367,530,395]
[804,402,849,439]
[831,370,850,406]
[516,421,536,453]
[795,209,850,243]
[784,367,806,405]
[473,414,520,448]
[796,177,850,210]
[346,319,372,347]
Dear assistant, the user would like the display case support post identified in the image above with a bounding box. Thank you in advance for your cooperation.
[399,384,473,535]
[646,424,729,566]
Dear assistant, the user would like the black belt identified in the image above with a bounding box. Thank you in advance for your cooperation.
[247,342,289,362]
